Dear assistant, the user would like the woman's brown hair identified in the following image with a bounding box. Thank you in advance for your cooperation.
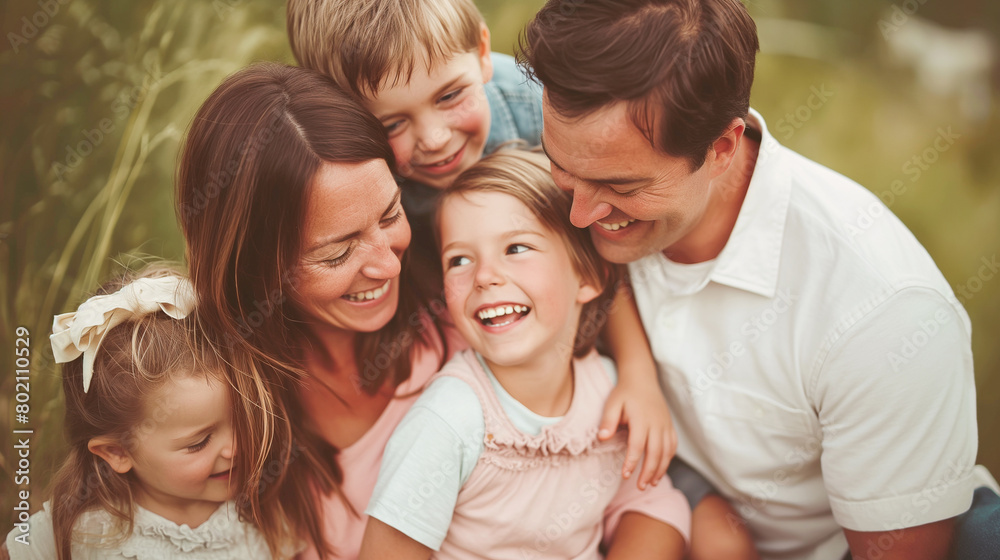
[176,62,441,557]
[49,265,228,559]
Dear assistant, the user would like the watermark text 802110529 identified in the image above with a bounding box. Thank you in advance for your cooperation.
[11,326,34,546]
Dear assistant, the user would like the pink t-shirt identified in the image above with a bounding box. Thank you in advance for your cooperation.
[298,323,462,560]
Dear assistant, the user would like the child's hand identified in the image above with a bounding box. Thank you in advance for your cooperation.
[599,375,677,490]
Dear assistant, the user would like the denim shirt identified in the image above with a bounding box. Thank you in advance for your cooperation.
[483,52,544,154]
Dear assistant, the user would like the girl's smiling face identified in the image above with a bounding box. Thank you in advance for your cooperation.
[103,372,236,524]
[438,191,600,371]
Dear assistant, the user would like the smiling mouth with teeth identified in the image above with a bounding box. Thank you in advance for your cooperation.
[477,304,531,327]
[596,219,637,231]
[342,280,390,302]
[427,151,459,167]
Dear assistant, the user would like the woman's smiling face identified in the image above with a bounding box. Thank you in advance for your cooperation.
[292,159,411,335]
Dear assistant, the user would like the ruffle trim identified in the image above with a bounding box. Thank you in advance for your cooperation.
[482,422,610,456]
[123,503,260,555]
[479,437,625,471]
[72,501,269,558]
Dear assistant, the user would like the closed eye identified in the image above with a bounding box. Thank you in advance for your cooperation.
[322,245,354,267]
[384,119,405,136]
[188,434,212,453]
[381,209,404,227]
[438,88,464,104]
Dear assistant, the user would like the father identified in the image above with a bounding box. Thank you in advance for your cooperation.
[520,0,989,558]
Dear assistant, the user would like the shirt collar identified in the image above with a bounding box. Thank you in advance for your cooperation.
[707,108,792,299]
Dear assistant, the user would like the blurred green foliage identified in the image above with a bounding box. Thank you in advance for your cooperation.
[1,0,997,535]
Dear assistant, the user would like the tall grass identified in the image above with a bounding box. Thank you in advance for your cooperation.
[0,0,291,530]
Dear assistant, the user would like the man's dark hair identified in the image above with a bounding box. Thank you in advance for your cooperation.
[518,0,759,169]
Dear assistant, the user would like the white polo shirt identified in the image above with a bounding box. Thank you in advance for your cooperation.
[629,109,978,560]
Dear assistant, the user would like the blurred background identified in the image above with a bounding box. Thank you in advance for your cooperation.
[1,0,998,531]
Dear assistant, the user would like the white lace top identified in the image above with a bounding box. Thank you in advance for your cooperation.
[5,501,274,559]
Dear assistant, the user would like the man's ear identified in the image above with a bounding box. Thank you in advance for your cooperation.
[478,23,494,83]
[707,117,746,179]
[88,436,134,474]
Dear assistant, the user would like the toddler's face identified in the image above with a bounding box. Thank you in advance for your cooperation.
[365,48,493,190]
[439,191,599,370]
[125,374,236,513]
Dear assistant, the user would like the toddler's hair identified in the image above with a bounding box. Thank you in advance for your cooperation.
[288,0,484,97]
[439,148,623,356]
[47,265,223,560]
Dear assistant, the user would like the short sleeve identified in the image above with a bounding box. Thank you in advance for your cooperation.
[365,376,485,550]
[813,287,977,530]
[6,506,57,560]
[602,473,692,549]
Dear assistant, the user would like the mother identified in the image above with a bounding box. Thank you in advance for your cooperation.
[176,62,449,559]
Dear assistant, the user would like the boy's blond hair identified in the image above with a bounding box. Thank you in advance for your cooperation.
[288,0,484,98]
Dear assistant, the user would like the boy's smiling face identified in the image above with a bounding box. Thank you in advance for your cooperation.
[365,27,493,190]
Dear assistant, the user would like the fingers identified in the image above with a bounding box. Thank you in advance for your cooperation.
[623,419,646,484]
[653,420,678,484]
[636,425,663,489]
[599,395,625,441]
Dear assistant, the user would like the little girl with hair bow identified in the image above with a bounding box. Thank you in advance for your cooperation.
[3,266,292,560]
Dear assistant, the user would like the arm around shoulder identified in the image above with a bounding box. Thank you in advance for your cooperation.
[599,284,676,489]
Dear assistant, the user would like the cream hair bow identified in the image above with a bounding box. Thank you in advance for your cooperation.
[50,275,197,392]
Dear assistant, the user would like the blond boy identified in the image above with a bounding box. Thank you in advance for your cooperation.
[288,0,543,191]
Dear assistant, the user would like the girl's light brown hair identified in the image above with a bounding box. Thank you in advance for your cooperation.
[176,62,443,558]
[49,265,227,560]
[438,148,622,356]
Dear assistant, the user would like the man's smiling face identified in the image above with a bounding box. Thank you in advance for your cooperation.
[541,97,718,264]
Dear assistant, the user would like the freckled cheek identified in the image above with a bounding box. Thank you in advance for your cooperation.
[297,268,358,303]
[451,97,489,137]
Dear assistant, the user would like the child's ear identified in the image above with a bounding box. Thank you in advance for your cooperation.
[88,436,134,474]
[576,281,602,305]
[478,23,494,83]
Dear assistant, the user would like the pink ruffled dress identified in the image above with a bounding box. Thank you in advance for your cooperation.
[430,349,691,559]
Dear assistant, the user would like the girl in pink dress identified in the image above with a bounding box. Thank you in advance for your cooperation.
[360,149,691,559]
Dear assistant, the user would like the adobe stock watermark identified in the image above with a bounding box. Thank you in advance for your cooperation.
[847,126,960,237]
[520,448,626,558]
[853,460,968,560]
[774,85,835,141]
[6,0,72,54]
[953,254,998,305]
[687,288,798,397]
[878,0,931,39]
[886,306,953,372]
[212,0,247,19]
[51,61,165,181]
[179,106,286,223]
